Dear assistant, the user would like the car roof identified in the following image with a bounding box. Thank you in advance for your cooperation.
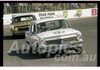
[13,14,34,18]
[32,18,67,24]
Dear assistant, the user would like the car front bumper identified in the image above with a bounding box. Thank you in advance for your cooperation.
[38,40,83,54]
[13,31,26,36]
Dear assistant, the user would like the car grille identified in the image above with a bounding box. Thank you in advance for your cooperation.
[46,37,77,44]
[18,26,29,31]
[63,37,77,42]
[46,39,61,44]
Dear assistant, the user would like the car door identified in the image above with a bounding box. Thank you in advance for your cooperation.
[25,24,33,44]
[29,24,38,45]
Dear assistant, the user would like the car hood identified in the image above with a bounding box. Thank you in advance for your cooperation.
[37,28,81,39]
[13,21,32,27]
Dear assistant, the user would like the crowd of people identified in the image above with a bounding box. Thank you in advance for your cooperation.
[4,3,97,14]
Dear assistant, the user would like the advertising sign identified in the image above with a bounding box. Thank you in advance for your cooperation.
[3,8,97,25]
[92,9,97,16]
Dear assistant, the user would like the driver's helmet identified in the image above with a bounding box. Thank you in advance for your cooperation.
[40,23,46,29]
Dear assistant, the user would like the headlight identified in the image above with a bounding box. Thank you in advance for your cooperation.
[14,27,18,31]
[77,34,82,40]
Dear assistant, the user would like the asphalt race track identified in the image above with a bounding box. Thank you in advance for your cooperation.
[3,17,97,66]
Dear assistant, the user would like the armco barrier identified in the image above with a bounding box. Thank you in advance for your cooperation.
[3,8,97,25]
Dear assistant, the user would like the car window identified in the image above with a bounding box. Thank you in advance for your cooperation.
[14,15,36,23]
[34,25,36,33]
[37,20,69,33]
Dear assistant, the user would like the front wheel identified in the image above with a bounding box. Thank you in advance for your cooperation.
[29,43,38,54]
[35,44,48,58]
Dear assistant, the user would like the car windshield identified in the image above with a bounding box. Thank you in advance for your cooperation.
[37,19,70,33]
[14,15,36,23]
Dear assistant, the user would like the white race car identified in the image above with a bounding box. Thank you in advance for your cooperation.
[25,18,83,55]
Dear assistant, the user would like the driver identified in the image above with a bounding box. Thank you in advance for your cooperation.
[41,23,47,32]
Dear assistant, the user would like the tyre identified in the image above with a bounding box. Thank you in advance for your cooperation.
[36,44,48,58]
[29,43,38,54]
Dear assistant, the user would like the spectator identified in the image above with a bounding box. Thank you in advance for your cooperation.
[32,5,37,12]
[27,3,33,12]
[90,3,95,8]
[48,3,51,11]
[10,3,16,13]
[66,3,68,9]
[70,3,75,9]
[37,4,41,11]
[41,3,45,11]
[44,4,48,11]
[55,3,59,10]
[23,3,26,12]
[14,3,19,13]
[85,3,89,8]
[74,3,78,9]
[53,3,56,10]
[69,3,71,9]
[4,3,97,14]
[29,3,33,12]
[78,3,81,8]
[19,3,23,13]
[61,3,64,10]
[6,3,10,13]
[27,3,30,12]
[94,3,97,8]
